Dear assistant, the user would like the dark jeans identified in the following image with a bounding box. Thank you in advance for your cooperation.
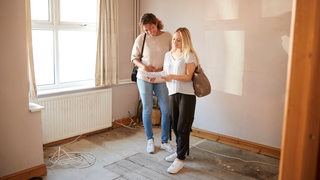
[169,93,196,160]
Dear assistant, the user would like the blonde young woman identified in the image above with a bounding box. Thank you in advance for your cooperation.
[131,13,174,154]
[162,27,198,174]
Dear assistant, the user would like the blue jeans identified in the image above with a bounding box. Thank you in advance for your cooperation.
[137,79,170,143]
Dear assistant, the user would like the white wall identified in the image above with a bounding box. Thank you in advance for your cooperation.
[112,0,140,120]
[118,0,136,81]
[141,0,292,148]
[0,0,44,177]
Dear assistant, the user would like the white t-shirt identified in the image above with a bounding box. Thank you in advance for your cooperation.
[131,32,172,83]
[163,51,197,95]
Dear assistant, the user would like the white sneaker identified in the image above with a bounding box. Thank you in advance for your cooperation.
[165,152,177,162]
[147,139,155,154]
[167,158,184,174]
[160,142,175,153]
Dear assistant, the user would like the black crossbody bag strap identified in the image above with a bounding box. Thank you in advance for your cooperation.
[139,33,147,60]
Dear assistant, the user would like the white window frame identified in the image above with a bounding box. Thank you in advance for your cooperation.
[31,0,98,94]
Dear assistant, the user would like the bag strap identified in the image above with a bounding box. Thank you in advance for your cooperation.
[139,33,147,61]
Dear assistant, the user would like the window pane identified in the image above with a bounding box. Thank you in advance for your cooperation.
[58,31,96,83]
[30,0,49,21]
[32,30,55,85]
[60,0,97,23]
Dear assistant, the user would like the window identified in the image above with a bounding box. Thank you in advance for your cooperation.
[30,0,98,93]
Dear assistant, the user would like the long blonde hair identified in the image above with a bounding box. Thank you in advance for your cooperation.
[174,27,199,65]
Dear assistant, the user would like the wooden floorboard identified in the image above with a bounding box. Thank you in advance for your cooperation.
[105,155,169,180]
[104,139,279,180]
[43,126,279,180]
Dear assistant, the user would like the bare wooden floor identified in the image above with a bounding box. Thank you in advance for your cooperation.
[43,126,279,180]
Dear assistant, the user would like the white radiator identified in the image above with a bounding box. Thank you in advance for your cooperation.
[38,88,112,144]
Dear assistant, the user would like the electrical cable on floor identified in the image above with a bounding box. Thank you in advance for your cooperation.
[47,110,139,168]
[46,135,96,169]
[114,121,137,129]
[113,111,140,130]
[190,140,279,168]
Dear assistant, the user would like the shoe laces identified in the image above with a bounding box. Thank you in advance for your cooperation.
[147,139,154,145]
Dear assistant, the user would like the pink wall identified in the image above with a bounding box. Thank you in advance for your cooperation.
[0,0,44,177]
[140,0,293,148]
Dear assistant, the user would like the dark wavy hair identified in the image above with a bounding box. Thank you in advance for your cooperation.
[140,13,164,30]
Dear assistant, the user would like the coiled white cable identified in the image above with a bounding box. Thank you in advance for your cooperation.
[46,136,96,169]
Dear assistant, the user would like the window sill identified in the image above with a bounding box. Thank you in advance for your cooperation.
[37,85,109,98]
[29,102,44,112]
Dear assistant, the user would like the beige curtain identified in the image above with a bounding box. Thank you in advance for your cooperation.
[25,0,38,102]
[95,0,119,86]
